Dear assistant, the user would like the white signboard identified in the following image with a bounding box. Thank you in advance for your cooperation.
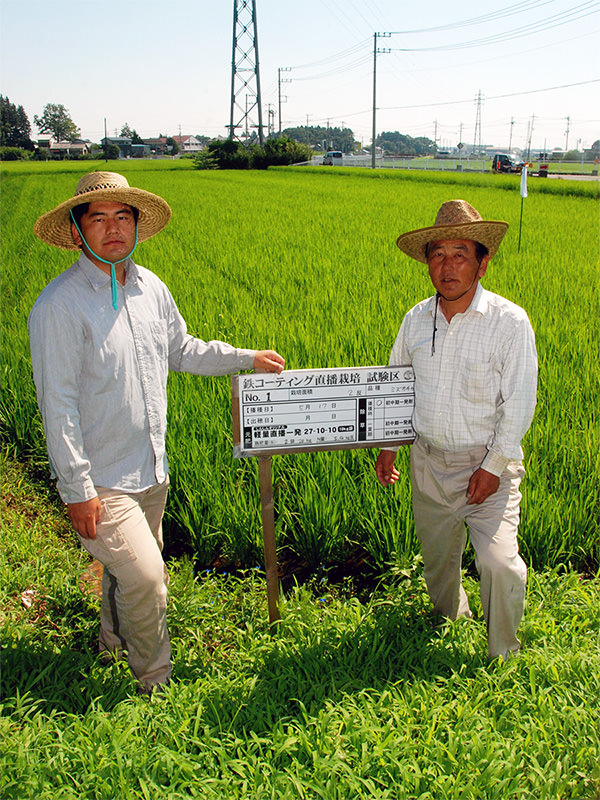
[232,365,415,458]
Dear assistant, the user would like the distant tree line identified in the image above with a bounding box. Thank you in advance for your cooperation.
[282,125,356,152]
[376,131,437,156]
[1,95,34,151]
[193,136,313,170]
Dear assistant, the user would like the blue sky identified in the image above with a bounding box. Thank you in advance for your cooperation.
[1,0,598,151]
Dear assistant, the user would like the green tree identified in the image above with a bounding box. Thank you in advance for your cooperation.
[0,95,33,150]
[195,139,250,170]
[282,125,356,152]
[251,136,312,168]
[103,143,121,160]
[376,131,436,156]
[120,123,133,138]
[166,136,179,155]
[34,103,80,142]
[131,129,144,145]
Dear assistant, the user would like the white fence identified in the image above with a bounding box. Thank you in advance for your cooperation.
[309,154,598,175]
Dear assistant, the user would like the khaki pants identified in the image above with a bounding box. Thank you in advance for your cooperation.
[78,479,171,689]
[410,436,527,660]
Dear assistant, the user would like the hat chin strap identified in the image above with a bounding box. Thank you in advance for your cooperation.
[70,210,139,311]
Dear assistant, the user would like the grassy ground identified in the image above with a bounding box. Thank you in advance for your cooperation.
[1,452,598,800]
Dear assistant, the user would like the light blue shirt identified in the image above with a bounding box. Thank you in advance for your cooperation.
[28,254,256,503]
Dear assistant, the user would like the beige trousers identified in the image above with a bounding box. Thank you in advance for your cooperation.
[410,436,527,660]
[78,479,171,689]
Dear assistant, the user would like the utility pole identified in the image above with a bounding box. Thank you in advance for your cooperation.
[508,116,514,152]
[473,90,483,154]
[372,31,391,169]
[525,114,535,160]
[565,116,571,153]
[229,0,264,145]
[433,120,438,147]
[278,67,291,135]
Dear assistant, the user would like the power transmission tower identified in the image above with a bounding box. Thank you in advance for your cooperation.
[228,0,264,145]
[278,67,292,135]
[266,104,275,137]
[473,90,483,154]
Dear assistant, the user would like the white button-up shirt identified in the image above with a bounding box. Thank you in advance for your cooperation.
[388,283,537,476]
[28,254,256,503]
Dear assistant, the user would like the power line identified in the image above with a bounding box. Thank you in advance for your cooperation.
[389,2,600,52]
[385,0,565,34]
[378,78,600,110]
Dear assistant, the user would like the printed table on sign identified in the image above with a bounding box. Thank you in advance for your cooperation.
[232,365,415,457]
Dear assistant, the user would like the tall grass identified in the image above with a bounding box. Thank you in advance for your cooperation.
[1,455,599,799]
[1,161,597,571]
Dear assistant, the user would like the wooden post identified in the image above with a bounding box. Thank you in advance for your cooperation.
[258,454,280,627]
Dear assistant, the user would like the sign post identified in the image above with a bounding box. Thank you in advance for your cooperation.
[258,454,280,626]
[231,365,415,624]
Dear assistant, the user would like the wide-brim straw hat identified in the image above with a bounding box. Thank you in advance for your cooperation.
[34,171,172,250]
[396,199,508,264]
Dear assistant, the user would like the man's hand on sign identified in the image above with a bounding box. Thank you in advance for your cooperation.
[254,350,285,374]
[67,497,102,539]
[375,449,400,487]
[466,468,500,505]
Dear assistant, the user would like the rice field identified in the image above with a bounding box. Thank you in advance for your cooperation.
[1,160,597,573]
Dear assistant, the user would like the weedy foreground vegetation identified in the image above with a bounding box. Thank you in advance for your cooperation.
[1,162,598,798]
[1,455,599,800]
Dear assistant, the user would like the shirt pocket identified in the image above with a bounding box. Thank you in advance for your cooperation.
[459,359,490,404]
[149,321,169,363]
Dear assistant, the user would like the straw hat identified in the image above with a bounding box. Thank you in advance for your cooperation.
[396,200,508,264]
[34,171,172,250]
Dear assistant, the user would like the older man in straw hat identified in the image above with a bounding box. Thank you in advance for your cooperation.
[375,199,537,661]
[29,171,284,692]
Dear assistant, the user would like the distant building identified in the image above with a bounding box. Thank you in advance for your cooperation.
[101,136,132,157]
[145,137,169,155]
[50,140,90,157]
[131,143,151,158]
[172,135,204,153]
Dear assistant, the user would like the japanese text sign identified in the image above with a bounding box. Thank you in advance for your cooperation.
[232,365,415,458]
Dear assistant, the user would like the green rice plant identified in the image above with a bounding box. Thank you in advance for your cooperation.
[1,161,597,573]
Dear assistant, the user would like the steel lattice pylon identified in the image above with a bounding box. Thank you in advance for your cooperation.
[228,0,264,145]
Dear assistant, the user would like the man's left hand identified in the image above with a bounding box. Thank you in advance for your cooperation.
[466,468,500,505]
[254,350,285,374]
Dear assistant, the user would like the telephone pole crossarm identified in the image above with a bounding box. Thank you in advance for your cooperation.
[372,32,392,169]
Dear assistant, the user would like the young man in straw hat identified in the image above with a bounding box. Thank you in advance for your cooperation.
[29,171,284,692]
[375,199,537,661]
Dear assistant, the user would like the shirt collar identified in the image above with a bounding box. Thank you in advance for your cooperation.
[469,282,489,315]
[76,253,140,290]
[426,282,490,317]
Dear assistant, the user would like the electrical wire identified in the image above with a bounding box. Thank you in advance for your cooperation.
[389,2,600,52]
